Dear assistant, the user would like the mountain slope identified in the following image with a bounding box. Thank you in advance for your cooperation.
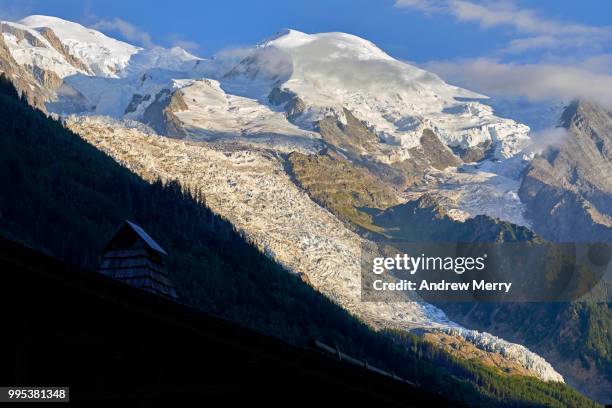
[0,75,600,408]
[290,155,611,403]
[1,17,530,165]
[19,15,139,77]
[519,100,612,242]
[66,114,567,384]
[2,14,609,403]
[225,29,529,159]
[0,15,199,114]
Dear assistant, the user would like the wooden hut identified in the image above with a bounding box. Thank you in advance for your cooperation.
[98,220,178,300]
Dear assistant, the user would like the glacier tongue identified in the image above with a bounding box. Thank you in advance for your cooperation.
[65,115,564,383]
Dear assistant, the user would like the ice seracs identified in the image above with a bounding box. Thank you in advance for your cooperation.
[66,115,563,383]
[174,79,322,153]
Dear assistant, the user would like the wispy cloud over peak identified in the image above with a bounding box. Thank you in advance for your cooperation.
[397,1,612,107]
[426,57,612,108]
[91,17,154,48]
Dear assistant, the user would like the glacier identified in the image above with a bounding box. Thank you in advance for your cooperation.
[0,15,565,382]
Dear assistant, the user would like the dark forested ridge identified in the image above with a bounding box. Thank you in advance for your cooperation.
[0,75,599,407]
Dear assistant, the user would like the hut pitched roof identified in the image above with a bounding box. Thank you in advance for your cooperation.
[125,220,168,255]
[102,220,168,256]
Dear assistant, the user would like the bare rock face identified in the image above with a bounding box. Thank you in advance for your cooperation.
[268,87,306,121]
[452,139,493,163]
[142,89,188,138]
[0,24,92,108]
[29,64,63,90]
[37,27,92,75]
[124,93,151,115]
[316,108,461,188]
[519,100,612,242]
[413,129,462,170]
[0,33,48,110]
[0,22,45,46]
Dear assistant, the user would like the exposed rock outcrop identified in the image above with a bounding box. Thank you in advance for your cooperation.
[287,150,400,231]
[0,22,45,46]
[316,109,461,188]
[124,93,151,115]
[0,33,48,110]
[412,129,462,170]
[37,27,92,74]
[142,89,188,138]
[452,139,493,163]
[268,86,306,121]
[519,100,612,242]
[29,64,63,90]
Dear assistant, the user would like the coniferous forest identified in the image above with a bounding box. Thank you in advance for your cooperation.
[0,75,599,407]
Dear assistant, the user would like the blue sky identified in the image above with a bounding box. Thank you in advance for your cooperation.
[1,0,611,105]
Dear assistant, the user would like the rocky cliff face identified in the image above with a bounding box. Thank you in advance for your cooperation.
[37,27,92,75]
[142,89,188,138]
[0,32,48,110]
[315,109,462,188]
[519,101,612,242]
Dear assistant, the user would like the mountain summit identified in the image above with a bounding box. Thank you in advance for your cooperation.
[0,16,529,162]
[18,15,140,77]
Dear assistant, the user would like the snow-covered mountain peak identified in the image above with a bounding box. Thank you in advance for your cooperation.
[20,15,134,48]
[0,20,86,79]
[261,29,393,61]
[1,15,531,159]
[19,15,139,77]
[226,29,526,157]
[259,29,314,48]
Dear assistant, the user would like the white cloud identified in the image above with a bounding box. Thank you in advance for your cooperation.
[395,0,611,52]
[525,127,568,154]
[449,1,605,36]
[578,54,612,74]
[92,18,154,48]
[168,33,199,52]
[425,58,612,107]
[394,0,447,13]
[396,1,612,106]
